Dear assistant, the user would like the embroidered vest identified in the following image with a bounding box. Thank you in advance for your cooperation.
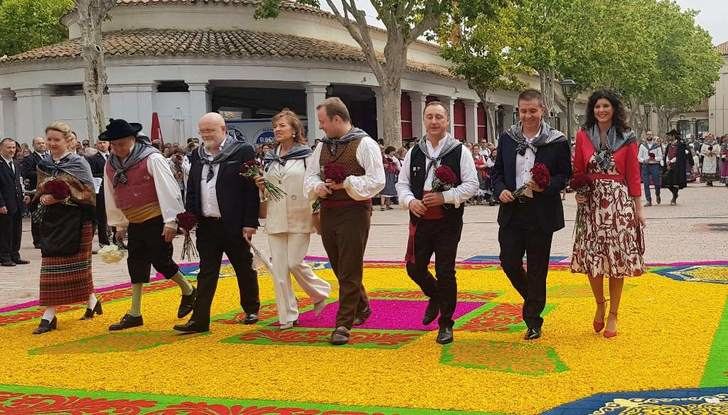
[409,145,464,220]
[319,137,366,201]
[106,158,162,223]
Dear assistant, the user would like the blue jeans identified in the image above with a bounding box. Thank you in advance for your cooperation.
[641,163,661,202]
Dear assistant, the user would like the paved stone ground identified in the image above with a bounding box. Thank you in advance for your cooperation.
[2,183,726,307]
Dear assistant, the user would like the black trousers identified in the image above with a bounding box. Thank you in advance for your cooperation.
[498,203,553,330]
[191,218,260,325]
[95,192,110,246]
[405,214,463,328]
[127,216,180,283]
[0,210,22,262]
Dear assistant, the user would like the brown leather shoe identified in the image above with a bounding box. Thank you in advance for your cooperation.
[330,326,350,345]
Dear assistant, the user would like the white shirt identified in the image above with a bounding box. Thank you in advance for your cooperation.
[304,135,386,200]
[515,132,538,189]
[638,141,663,165]
[104,151,184,229]
[396,139,479,209]
[200,139,226,218]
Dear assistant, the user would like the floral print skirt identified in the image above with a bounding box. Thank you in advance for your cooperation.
[571,179,645,278]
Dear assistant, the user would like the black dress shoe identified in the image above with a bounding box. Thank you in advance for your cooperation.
[80,300,103,320]
[243,313,259,325]
[422,298,439,325]
[353,307,372,326]
[1,261,15,267]
[524,327,541,340]
[436,326,454,345]
[173,320,209,333]
[109,314,143,331]
[177,287,197,318]
[33,317,57,334]
[12,259,29,265]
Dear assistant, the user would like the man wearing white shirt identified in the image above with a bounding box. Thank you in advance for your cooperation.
[637,131,663,206]
[396,101,478,345]
[174,113,260,333]
[102,119,197,331]
[304,97,385,345]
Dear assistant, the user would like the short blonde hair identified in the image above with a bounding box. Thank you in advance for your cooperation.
[316,97,351,122]
[45,121,74,140]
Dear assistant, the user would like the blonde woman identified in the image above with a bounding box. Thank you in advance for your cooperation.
[32,122,100,334]
[256,110,330,329]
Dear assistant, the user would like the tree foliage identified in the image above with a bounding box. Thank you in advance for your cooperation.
[256,0,508,146]
[0,0,74,57]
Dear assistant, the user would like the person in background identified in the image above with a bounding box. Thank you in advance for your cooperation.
[662,129,692,205]
[637,130,663,206]
[21,137,47,248]
[380,146,401,210]
[86,140,112,249]
[700,133,720,186]
[0,138,31,267]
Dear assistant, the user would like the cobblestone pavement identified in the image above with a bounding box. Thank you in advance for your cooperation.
[2,183,726,307]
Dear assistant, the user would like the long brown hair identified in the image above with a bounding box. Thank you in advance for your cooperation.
[272,109,307,144]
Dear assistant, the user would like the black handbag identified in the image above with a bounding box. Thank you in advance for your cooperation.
[38,204,83,257]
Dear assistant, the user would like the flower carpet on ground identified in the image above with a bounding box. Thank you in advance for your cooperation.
[1,260,727,414]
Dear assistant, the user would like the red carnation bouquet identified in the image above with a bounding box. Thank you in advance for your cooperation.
[44,179,71,201]
[570,173,594,236]
[176,212,198,260]
[431,165,458,192]
[322,162,348,184]
[513,162,551,199]
[240,160,286,201]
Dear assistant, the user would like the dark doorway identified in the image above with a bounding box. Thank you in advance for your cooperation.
[327,85,378,140]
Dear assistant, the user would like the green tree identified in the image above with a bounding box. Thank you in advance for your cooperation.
[440,4,525,140]
[0,0,74,57]
[256,0,508,146]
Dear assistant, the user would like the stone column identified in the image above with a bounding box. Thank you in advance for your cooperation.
[408,91,426,140]
[14,87,51,142]
[463,99,478,144]
[108,83,155,130]
[187,82,209,139]
[0,89,16,139]
[484,102,498,143]
[305,82,329,144]
[688,119,696,139]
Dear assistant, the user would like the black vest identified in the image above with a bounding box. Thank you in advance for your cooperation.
[409,144,464,220]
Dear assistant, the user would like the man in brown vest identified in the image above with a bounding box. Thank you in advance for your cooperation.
[304,97,385,345]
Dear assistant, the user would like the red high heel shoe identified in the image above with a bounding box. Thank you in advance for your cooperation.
[593,298,608,333]
[603,311,618,338]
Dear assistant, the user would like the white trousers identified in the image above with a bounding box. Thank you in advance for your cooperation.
[267,233,331,324]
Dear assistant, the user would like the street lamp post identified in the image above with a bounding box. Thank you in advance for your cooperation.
[559,79,577,141]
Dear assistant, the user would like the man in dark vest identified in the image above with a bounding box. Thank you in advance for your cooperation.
[21,136,47,248]
[396,101,479,344]
[304,97,385,345]
[492,89,572,340]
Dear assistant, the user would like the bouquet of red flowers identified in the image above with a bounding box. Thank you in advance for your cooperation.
[322,162,348,184]
[240,160,286,201]
[176,212,199,261]
[569,173,594,195]
[431,165,458,192]
[569,173,594,237]
[44,179,71,201]
[513,163,550,199]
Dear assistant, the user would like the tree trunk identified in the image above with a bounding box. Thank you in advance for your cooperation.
[627,97,649,139]
[656,107,678,137]
[474,89,498,143]
[379,80,402,148]
[76,0,115,144]
[539,69,559,124]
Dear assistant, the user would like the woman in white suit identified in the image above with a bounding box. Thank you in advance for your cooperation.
[257,109,331,329]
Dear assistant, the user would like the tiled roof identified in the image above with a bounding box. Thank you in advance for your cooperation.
[0,29,452,78]
[115,0,331,18]
[717,41,728,56]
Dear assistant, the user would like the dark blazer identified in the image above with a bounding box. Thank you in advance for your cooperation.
[0,159,23,215]
[86,152,107,179]
[185,143,260,235]
[20,152,44,190]
[492,132,572,233]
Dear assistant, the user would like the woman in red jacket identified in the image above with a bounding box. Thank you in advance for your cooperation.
[570,90,645,339]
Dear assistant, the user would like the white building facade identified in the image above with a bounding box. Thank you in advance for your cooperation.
[0,0,580,146]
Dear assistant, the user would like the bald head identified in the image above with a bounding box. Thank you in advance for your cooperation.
[198,112,227,153]
[32,136,46,152]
